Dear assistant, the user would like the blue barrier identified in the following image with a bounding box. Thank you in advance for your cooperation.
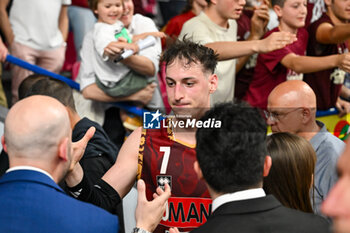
[6,55,80,91]
[316,108,338,117]
[5,54,342,118]
[5,54,145,117]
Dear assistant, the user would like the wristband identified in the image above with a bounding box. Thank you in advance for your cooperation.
[132,227,152,233]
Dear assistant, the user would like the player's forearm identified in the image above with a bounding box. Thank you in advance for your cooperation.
[102,159,138,198]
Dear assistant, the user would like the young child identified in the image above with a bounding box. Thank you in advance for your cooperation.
[90,0,164,98]
[244,0,350,109]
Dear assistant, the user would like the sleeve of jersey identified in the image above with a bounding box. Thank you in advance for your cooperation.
[260,45,293,73]
[67,174,122,214]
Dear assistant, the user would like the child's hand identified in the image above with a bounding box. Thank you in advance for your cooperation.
[103,41,124,60]
[250,3,270,39]
[117,37,140,53]
[103,40,140,60]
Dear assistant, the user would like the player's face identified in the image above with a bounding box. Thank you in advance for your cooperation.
[120,0,135,27]
[330,0,350,22]
[215,0,246,21]
[267,96,303,134]
[276,0,307,32]
[322,143,350,233]
[165,58,217,119]
[96,0,123,25]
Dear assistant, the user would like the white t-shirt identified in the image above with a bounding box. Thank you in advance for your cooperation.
[9,0,71,50]
[179,12,237,105]
[93,21,130,86]
[77,14,163,110]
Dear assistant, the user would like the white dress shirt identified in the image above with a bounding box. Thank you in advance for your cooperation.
[212,188,266,212]
[7,166,54,181]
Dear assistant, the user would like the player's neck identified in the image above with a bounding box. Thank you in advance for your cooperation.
[172,126,197,146]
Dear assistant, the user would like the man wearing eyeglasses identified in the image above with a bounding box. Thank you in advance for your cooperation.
[266,80,345,217]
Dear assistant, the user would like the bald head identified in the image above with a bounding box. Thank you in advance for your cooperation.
[267,81,320,137]
[268,80,316,109]
[4,95,71,161]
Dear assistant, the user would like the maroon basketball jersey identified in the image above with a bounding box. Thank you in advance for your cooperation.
[138,120,211,233]
[305,13,348,110]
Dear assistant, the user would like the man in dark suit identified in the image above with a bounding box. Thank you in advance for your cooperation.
[171,102,330,233]
[0,95,170,233]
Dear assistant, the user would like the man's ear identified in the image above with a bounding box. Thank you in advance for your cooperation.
[273,5,283,18]
[263,155,272,177]
[194,161,204,180]
[1,135,7,153]
[301,107,311,123]
[58,137,69,162]
[208,74,218,94]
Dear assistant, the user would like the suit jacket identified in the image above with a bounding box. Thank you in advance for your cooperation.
[0,170,119,233]
[192,195,330,233]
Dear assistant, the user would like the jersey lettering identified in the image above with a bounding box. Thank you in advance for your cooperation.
[160,146,171,174]
[160,197,212,228]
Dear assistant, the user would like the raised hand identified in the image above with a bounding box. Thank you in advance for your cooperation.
[135,179,171,232]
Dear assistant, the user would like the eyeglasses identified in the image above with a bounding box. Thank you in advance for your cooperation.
[264,108,302,122]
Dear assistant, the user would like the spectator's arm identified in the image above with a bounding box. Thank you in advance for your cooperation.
[236,3,269,73]
[0,37,8,62]
[82,82,156,105]
[316,22,350,44]
[0,0,14,45]
[280,53,350,73]
[122,55,156,77]
[206,31,296,61]
[59,5,69,42]
[340,84,350,100]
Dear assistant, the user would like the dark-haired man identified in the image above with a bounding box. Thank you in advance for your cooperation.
[171,102,330,233]
[66,39,219,233]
